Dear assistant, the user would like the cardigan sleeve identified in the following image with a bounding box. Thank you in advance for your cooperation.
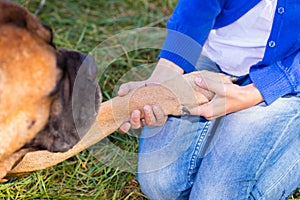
[250,50,300,105]
[159,0,225,73]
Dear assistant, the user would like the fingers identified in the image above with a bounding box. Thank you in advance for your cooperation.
[152,105,167,126]
[118,82,133,97]
[119,110,143,134]
[118,110,142,134]
[130,105,166,128]
[118,81,147,97]
[189,103,216,120]
[143,105,167,127]
[143,105,156,127]
[119,105,167,133]
[118,122,131,134]
[130,110,142,129]
[195,77,225,95]
[189,98,226,120]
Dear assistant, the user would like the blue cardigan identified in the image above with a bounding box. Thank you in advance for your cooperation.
[159,0,300,105]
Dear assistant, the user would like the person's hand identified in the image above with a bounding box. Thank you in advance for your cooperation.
[118,80,167,132]
[189,76,264,120]
[118,58,184,133]
[118,105,167,133]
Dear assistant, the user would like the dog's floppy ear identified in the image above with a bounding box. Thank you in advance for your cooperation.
[26,49,101,152]
[0,1,52,44]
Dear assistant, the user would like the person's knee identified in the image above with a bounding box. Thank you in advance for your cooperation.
[137,170,185,200]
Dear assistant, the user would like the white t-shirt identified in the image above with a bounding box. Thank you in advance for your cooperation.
[202,0,277,76]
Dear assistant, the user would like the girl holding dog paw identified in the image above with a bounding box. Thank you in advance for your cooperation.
[119,0,300,199]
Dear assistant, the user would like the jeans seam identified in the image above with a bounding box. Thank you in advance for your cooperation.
[261,157,300,200]
[187,121,211,185]
[249,113,299,199]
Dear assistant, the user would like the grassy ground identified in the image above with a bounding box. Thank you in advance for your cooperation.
[0,0,299,199]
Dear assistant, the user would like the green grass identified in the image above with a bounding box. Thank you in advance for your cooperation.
[1,0,299,199]
[1,0,175,199]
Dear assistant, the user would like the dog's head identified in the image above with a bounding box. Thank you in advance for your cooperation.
[0,1,100,159]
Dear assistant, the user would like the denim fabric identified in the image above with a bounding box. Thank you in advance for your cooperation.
[136,56,300,200]
[137,97,300,200]
[137,116,214,199]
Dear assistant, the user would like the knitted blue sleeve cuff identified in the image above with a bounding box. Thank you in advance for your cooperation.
[158,29,203,73]
[250,62,294,105]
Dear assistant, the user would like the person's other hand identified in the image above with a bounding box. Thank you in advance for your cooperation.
[189,76,264,120]
[118,58,184,133]
[118,105,167,133]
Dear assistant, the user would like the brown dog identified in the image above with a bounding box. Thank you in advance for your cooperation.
[0,1,100,162]
[0,1,234,180]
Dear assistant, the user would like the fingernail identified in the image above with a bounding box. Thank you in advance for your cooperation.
[120,123,130,133]
[195,77,202,84]
[133,110,140,117]
[143,105,151,112]
[124,123,131,131]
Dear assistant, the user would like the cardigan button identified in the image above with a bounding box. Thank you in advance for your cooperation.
[268,40,276,48]
[277,7,285,14]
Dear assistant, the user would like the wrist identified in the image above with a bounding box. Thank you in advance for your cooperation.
[148,58,184,83]
[158,58,184,74]
[243,83,264,105]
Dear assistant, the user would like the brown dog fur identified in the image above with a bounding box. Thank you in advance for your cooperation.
[0,12,58,161]
[0,1,100,162]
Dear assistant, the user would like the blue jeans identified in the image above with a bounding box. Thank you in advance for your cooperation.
[136,56,300,199]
